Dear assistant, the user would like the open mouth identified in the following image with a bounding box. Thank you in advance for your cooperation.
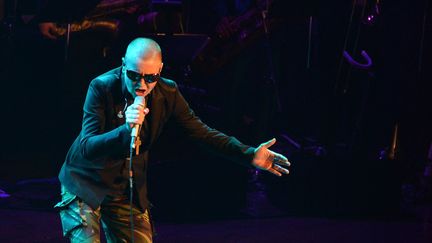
[135,89,146,96]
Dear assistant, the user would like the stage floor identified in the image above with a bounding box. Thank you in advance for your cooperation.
[0,208,429,243]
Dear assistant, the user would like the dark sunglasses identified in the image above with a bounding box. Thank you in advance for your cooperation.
[125,69,161,83]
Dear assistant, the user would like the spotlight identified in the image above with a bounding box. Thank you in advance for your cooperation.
[363,0,380,26]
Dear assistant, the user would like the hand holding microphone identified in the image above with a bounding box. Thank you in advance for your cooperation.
[125,96,149,149]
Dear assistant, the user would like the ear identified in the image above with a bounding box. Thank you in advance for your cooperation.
[159,62,164,73]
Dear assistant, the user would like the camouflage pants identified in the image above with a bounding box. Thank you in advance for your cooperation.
[54,187,152,243]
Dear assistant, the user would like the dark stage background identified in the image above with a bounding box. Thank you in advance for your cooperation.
[1,0,431,231]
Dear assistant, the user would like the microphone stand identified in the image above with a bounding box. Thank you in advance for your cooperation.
[128,139,137,243]
[128,115,143,243]
[261,7,281,113]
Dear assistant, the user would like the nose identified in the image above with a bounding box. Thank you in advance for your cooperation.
[137,78,147,89]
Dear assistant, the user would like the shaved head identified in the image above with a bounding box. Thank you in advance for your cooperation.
[122,38,163,98]
[124,38,162,65]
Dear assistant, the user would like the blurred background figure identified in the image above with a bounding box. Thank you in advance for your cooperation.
[184,0,285,145]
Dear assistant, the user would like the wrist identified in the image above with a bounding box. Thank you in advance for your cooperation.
[125,123,133,132]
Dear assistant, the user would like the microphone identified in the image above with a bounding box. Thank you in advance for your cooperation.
[130,95,146,149]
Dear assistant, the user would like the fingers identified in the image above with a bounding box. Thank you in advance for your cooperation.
[273,164,289,175]
[129,104,145,110]
[267,167,282,177]
[267,151,291,177]
[267,164,289,177]
[261,138,276,149]
[45,31,58,40]
[273,152,291,167]
[127,105,149,114]
[125,105,149,125]
[39,23,58,40]
[41,29,58,40]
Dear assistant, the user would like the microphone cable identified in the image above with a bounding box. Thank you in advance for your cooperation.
[129,143,135,243]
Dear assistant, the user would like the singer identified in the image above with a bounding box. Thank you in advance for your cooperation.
[54,37,290,242]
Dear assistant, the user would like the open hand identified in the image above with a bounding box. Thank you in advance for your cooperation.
[252,138,291,176]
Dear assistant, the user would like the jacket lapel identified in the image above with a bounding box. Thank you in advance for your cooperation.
[147,84,166,147]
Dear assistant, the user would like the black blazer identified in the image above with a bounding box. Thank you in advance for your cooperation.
[59,67,254,211]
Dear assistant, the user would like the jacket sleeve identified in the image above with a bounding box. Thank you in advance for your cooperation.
[172,87,255,167]
[79,79,131,160]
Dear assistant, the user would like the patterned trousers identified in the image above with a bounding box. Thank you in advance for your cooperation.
[55,186,152,243]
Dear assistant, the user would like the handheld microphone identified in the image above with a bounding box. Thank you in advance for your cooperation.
[130,95,146,149]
